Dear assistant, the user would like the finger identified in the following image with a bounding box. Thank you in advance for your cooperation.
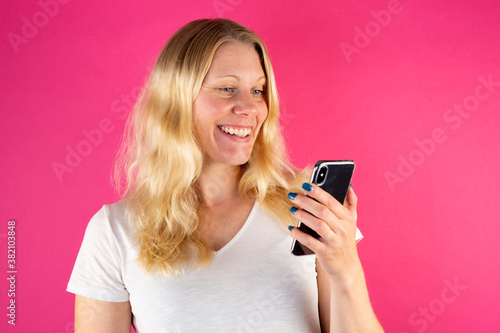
[345,185,358,221]
[300,183,351,219]
[289,206,344,241]
[289,191,336,224]
[289,224,328,254]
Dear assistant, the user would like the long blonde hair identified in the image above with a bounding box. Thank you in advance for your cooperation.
[114,18,307,275]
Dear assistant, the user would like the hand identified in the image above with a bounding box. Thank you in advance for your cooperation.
[288,183,362,281]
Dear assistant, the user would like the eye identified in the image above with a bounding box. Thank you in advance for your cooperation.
[218,87,236,95]
[252,89,265,98]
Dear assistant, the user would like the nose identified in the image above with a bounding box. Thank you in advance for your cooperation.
[232,91,258,116]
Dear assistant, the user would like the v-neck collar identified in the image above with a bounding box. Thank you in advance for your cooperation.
[214,201,258,256]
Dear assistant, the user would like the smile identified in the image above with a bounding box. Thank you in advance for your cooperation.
[218,125,251,138]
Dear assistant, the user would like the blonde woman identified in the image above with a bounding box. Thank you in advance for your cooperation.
[67,18,383,332]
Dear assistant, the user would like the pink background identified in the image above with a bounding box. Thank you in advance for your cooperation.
[1,0,499,332]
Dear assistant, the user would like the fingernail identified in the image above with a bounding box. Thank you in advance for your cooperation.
[290,207,298,214]
[350,183,354,189]
[288,225,294,231]
[288,192,297,200]
[302,183,313,192]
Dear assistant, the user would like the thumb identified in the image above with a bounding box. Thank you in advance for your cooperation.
[345,185,358,221]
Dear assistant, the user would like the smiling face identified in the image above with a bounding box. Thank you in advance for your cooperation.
[193,41,268,167]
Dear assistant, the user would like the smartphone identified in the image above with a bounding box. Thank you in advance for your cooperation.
[291,160,355,256]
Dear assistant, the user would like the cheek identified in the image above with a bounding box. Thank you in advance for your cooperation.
[192,109,204,136]
[196,97,228,122]
[193,97,217,129]
[192,108,212,142]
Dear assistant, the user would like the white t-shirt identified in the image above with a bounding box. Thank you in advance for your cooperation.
[67,201,362,332]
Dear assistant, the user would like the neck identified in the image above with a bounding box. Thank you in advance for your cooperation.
[197,162,243,206]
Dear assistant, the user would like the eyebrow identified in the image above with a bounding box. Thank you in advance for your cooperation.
[215,74,266,82]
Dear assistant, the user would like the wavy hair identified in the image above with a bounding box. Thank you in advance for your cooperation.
[114,18,308,275]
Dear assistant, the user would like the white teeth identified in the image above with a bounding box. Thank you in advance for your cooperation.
[219,126,251,138]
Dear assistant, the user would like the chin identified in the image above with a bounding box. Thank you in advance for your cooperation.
[224,154,252,167]
[207,147,254,167]
[231,157,251,167]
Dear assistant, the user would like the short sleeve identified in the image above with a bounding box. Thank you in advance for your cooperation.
[67,206,129,302]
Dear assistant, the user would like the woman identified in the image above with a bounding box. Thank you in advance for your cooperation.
[67,18,383,332]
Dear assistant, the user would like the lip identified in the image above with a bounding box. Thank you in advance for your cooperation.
[217,124,252,130]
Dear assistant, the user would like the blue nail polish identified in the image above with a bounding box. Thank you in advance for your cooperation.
[350,183,354,189]
[302,183,313,192]
[288,192,297,200]
[288,225,294,231]
[290,207,298,214]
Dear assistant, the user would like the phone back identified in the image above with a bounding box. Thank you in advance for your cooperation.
[291,160,355,256]
[316,160,355,205]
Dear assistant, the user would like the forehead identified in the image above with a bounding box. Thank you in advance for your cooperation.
[205,41,265,79]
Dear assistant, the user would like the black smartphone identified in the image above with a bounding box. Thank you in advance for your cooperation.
[291,160,355,256]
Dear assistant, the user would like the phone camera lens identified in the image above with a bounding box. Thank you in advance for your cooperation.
[316,166,328,185]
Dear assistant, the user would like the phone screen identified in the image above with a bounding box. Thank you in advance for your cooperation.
[291,160,355,256]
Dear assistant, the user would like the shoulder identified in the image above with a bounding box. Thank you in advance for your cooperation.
[83,200,135,248]
[102,200,130,229]
[68,200,133,302]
